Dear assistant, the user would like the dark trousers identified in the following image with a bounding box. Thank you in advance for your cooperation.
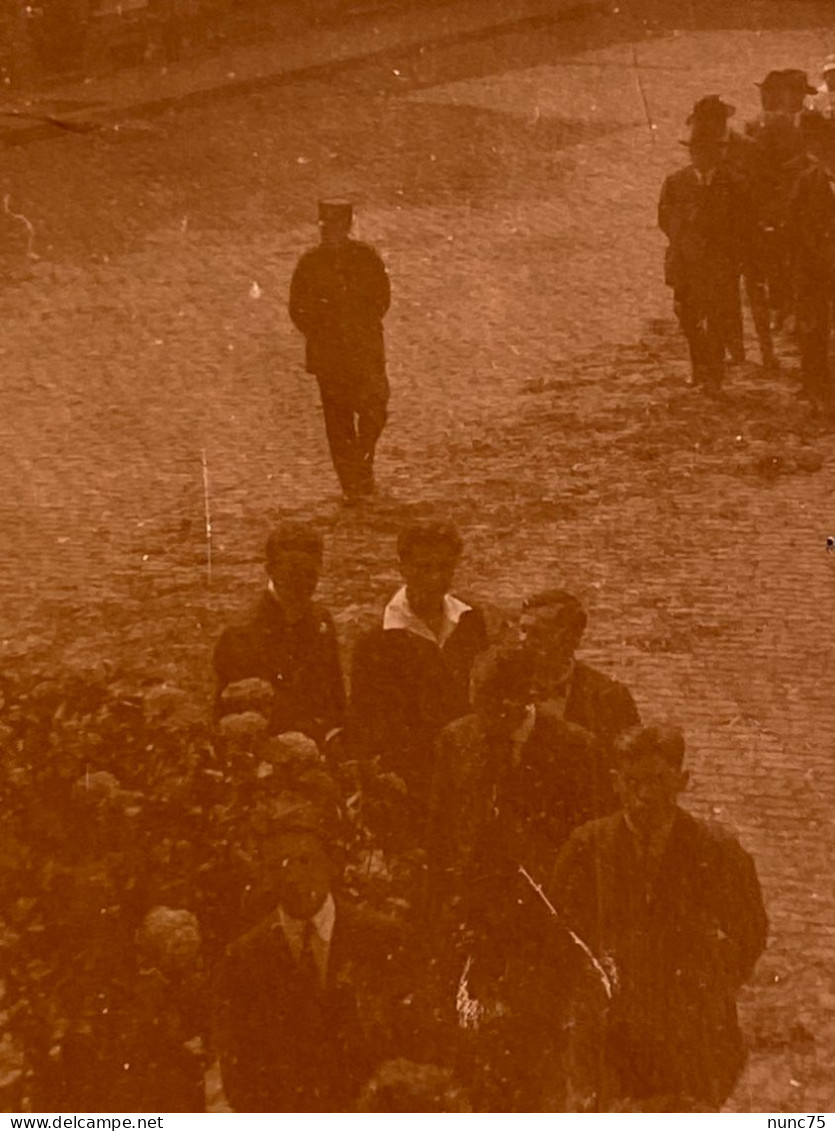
[761,228,795,329]
[317,375,389,496]
[794,269,832,404]
[725,271,775,365]
[674,276,737,388]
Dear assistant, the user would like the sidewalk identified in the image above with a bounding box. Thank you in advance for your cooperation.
[0,0,604,146]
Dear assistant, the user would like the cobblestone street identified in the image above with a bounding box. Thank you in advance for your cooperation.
[2,0,834,1111]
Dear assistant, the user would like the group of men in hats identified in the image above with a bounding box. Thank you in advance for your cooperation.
[206,517,767,1112]
[659,63,835,405]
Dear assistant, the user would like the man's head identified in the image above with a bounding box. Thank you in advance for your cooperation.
[686,94,734,137]
[823,56,835,93]
[613,725,688,837]
[397,520,463,615]
[519,589,586,687]
[470,646,534,740]
[782,69,816,113]
[318,198,353,247]
[258,802,335,919]
[757,70,788,113]
[687,132,725,174]
[265,522,323,616]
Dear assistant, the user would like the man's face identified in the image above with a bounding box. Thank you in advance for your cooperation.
[519,610,581,685]
[825,72,835,93]
[615,753,688,836]
[475,689,531,740]
[400,545,459,608]
[264,831,332,920]
[267,550,321,607]
[690,142,722,174]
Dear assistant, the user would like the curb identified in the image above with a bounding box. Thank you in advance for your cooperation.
[2,0,608,148]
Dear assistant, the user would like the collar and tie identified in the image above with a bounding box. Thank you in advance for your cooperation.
[278,893,336,990]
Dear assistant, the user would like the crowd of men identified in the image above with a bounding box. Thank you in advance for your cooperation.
[18,54,816,1119]
[660,61,835,404]
[197,517,766,1113]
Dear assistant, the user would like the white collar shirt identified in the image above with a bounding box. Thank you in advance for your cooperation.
[278,892,336,988]
[382,585,471,648]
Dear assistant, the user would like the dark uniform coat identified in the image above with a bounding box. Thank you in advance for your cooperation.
[289,239,390,388]
[213,592,346,743]
[215,899,408,1112]
[548,808,768,1109]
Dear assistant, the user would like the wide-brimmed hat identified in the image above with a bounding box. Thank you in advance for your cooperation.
[686,94,735,126]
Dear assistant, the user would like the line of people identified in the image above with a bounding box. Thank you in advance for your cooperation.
[203,518,768,1112]
[659,64,835,406]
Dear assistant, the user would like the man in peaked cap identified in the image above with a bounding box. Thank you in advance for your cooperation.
[213,522,346,745]
[289,199,392,502]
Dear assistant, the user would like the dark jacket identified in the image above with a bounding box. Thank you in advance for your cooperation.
[289,239,391,386]
[213,592,346,743]
[787,158,835,277]
[215,899,408,1112]
[428,711,606,911]
[548,808,768,1106]
[658,165,755,289]
[563,660,640,748]
[348,606,489,803]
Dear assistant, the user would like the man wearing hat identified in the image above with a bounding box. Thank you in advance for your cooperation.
[213,523,346,745]
[289,200,391,501]
[785,115,835,408]
[215,798,413,1111]
[810,55,835,118]
[548,725,768,1111]
[658,130,755,390]
[686,96,776,369]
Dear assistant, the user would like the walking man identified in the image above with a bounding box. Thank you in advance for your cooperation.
[659,131,754,391]
[289,199,391,501]
[548,725,767,1111]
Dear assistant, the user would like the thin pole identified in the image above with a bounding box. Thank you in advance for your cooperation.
[200,448,212,586]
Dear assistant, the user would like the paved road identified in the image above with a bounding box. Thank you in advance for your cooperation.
[1,0,834,1111]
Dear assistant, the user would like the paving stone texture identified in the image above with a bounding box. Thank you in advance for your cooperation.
[1,0,834,1112]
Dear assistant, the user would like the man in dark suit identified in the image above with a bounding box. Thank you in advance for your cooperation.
[213,523,345,745]
[215,802,410,1112]
[786,116,835,408]
[349,520,489,838]
[548,726,768,1111]
[685,95,777,370]
[519,589,639,811]
[659,131,756,391]
[426,647,604,1111]
[289,199,391,501]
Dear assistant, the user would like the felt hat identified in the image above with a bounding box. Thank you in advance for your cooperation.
[686,94,735,126]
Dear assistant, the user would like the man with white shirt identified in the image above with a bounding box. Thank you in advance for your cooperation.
[215,802,409,1112]
[659,131,755,391]
[349,520,488,833]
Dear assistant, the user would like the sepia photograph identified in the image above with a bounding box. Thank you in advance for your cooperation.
[0,0,833,1114]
